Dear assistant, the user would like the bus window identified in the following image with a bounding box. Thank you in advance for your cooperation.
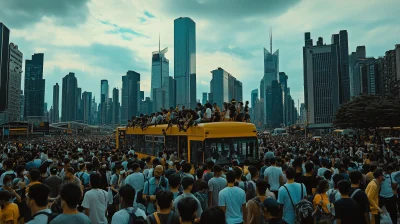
[137,135,145,153]
[145,135,153,155]
[165,136,178,151]
[178,136,188,161]
[204,137,258,164]
[190,141,203,165]
[154,136,165,157]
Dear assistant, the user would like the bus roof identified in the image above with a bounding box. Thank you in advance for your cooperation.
[119,122,257,139]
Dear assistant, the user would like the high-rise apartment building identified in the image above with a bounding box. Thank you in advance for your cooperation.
[209,67,242,108]
[52,83,59,123]
[82,91,92,124]
[304,34,340,126]
[383,45,400,97]
[100,80,109,124]
[202,92,208,105]
[174,17,196,109]
[6,43,23,122]
[349,46,367,98]
[151,47,169,99]
[61,72,78,122]
[163,76,176,109]
[24,53,45,120]
[266,80,283,128]
[121,70,140,124]
[140,97,153,115]
[332,30,350,104]
[20,91,24,121]
[0,23,10,117]
[112,88,120,125]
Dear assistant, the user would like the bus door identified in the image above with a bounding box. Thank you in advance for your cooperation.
[189,140,204,165]
[178,136,188,161]
[118,129,126,150]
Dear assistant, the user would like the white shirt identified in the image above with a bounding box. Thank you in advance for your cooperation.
[111,207,146,224]
[224,110,230,118]
[81,189,108,224]
[205,108,212,119]
[264,166,283,191]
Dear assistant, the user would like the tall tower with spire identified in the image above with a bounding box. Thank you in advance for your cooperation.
[151,36,169,100]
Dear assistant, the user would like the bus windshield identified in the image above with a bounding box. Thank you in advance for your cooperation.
[204,137,258,165]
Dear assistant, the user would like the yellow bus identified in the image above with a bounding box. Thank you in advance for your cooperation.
[116,122,259,165]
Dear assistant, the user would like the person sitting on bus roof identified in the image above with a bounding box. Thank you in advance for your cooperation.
[244,101,250,122]
[229,99,237,121]
[212,103,221,122]
[237,102,245,122]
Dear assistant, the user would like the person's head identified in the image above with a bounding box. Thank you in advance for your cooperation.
[233,167,243,180]
[28,168,40,182]
[225,170,236,184]
[60,183,82,210]
[332,174,345,189]
[181,177,194,191]
[269,157,276,165]
[86,163,93,172]
[337,180,351,196]
[200,207,225,224]
[154,165,164,179]
[323,170,332,180]
[3,175,12,188]
[373,169,385,183]
[285,167,296,180]
[169,173,181,189]
[321,159,328,167]
[196,168,203,179]
[156,190,173,211]
[65,167,75,180]
[316,179,329,193]
[182,163,192,173]
[349,170,363,185]
[177,197,198,223]
[249,166,259,179]
[89,173,101,189]
[50,166,58,175]
[206,160,214,170]
[256,179,268,196]
[0,190,11,206]
[27,184,50,213]
[4,159,13,170]
[119,185,135,208]
[132,163,141,172]
[213,165,222,177]
[369,164,377,172]
[263,198,280,220]
[305,162,314,173]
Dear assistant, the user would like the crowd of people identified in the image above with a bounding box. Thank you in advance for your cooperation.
[127,99,250,132]
[0,133,398,224]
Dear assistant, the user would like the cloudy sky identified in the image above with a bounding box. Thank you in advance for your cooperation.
[1,0,399,110]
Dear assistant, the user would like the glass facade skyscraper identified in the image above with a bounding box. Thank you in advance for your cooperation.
[61,72,78,122]
[121,70,140,124]
[52,83,59,123]
[174,17,196,109]
[82,91,92,124]
[0,23,10,114]
[263,47,279,126]
[151,48,169,99]
[332,30,350,104]
[210,67,242,108]
[24,53,45,119]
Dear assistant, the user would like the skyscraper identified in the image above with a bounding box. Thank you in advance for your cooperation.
[24,53,45,120]
[202,92,208,105]
[279,72,288,126]
[61,72,78,122]
[82,91,92,124]
[210,67,242,108]
[20,91,24,121]
[163,76,176,109]
[304,33,340,126]
[263,29,279,126]
[6,43,23,122]
[100,80,109,124]
[112,88,120,125]
[174,17,196,109]
[77,87,83,121]
[250,89,258,124]
[266,80,283,128]
[332,30,350,104]
[383,45,400,97]
[121,70,140,124]
[0,23,10,116]
[151,43,169,99]
[52,83,59,123]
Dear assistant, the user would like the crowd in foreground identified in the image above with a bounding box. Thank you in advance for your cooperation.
[0,134,398,224]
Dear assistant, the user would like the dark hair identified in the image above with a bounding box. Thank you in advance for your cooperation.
[305,162,314,173]
[206,160,214,170]
[349,171,363,184]
[323,170,332,180]
[248,166,258,178]
[337,180,351,195]
[29,169,41,181]
[213,165,222,173]
[169,173,181,188]
[256,180,268,196]
[3,175,12,185]
[332,174,345,188]
[132,163,140,171]
[177,197,198,222]
[285,167,296,180]
[28,184,50,207]
[156,190,173,210]
[119,185,135,206]
[316,180,329,193]
[196,168,204,179]
[4,159,13,170]
[0,190,11,201]
[60,183,82,209]
[90,173,101,188]
[86,163,93,172]
[66,167,75,174]
[182,163,191,173]
[233,167,242,179]
[225,170,236,183]
[269,157,276,165]
[200,207,225,224]
[369,164,377,172]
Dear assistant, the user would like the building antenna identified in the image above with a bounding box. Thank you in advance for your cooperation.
[270,27,272,53]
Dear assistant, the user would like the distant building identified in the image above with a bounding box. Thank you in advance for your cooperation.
[82,91,92,124]
[174,17,196,109]
[140,97,153,115]
[20,91,24,120]
[6,43,23,122]
[24,53,45,120]
[383,44,400,97]
[250,89,258,123]
[266,80,283,128]
[0,23,10,121]
[278,72,288,126]
[151,47,169,99]
[100,80,109,124]
[202,92,208,105]
[61,72,78,122]
[52,83,59,123]
[112,88,120,125]
[121,70,140,124]
[332,30,350,104]
[163,76,176,109]
[349,46,367,98]
[209,67,243,108]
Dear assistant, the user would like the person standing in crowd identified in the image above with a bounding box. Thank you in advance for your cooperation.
[49,183,91,224]
[378,165,397,224]
[246,166,259,201]
[44,166,62,199]
[177,197,199,224]
[0,160,16,187]
[300,162,318,197]
[143,165,169,215]
[111,185,147,224]
[277,167,307,224]
[366,169,385,224]
[61,167,82,190]
[147,191,180,224]
[264,157,284,198]
[75,163,90,187]
[1,175,21,203]
[245,179,269,224]
[181,163,194,179]
[208,165,227,208]
[219,170,247,224]
[81,173,108,224]
[200,207,225,224]
[0,191,19,224]
[262,198,285,224]
[334,180,362,224]
[312,180,333,223]
[168,173,181,199]
[26,184,52,224]
[173,177,203,219]
[203,160,214,183]
[348,170,370,224]
[124,163,145,204]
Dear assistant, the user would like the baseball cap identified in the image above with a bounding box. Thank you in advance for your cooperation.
[263,198,280,215]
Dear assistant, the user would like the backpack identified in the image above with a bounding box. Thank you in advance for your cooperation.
[126,208,146,224]
[32,211,58,224]
[76,172,86,186]
[259,166,267,179]
[328,189,338,204]
[252,197,266,224]
[283,183,314,224]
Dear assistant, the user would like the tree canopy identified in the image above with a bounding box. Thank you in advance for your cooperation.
[333,95,400,129]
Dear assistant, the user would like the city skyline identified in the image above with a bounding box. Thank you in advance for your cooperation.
[1,0,399,109]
